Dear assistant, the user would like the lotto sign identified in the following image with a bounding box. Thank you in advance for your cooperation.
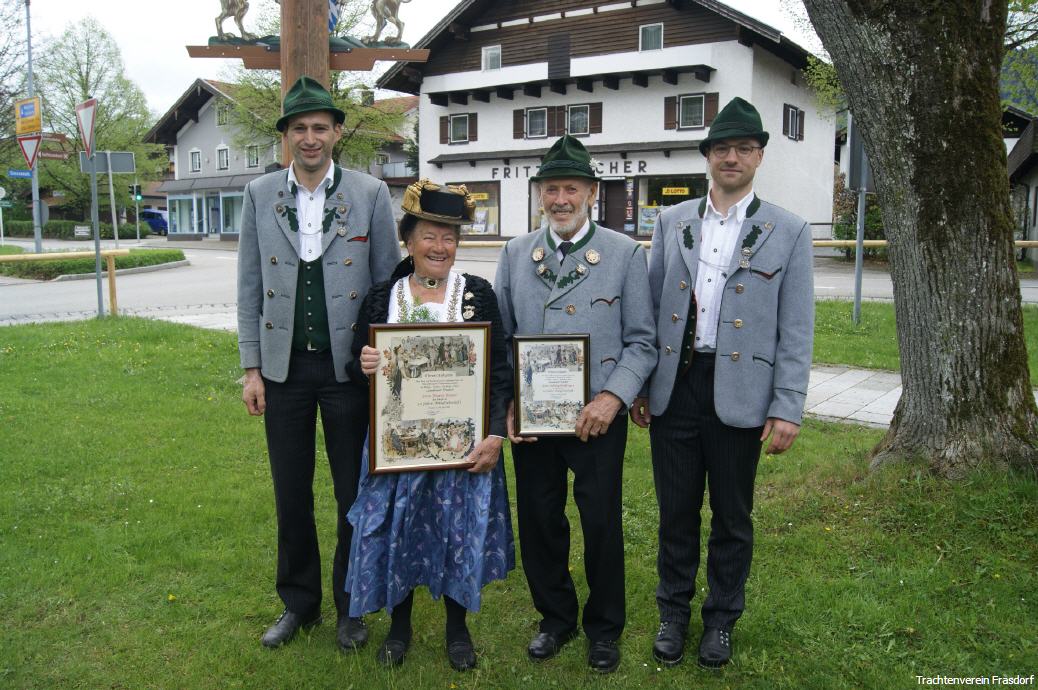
[15,96,42,135]
[662,187,690,196]
[75,98,98,158]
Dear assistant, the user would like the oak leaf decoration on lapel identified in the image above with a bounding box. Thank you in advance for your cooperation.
[555,267,585,290]
[742,225,763,251]
[322,207,337,234]
[683,225,695,250]
[278,204,300,233]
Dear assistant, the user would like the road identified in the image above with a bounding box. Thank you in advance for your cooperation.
[2,237,1038,328]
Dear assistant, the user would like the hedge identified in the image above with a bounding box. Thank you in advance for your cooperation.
[0,249,185,281]
[2,220,151,240]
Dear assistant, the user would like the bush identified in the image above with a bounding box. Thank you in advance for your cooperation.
[0,248,185,280]
[832,173,887,260]
[2,219,150,240]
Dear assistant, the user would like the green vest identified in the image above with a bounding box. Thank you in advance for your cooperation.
[292,259,331,352]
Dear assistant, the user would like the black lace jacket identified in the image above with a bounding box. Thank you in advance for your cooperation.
[347,271,514,438]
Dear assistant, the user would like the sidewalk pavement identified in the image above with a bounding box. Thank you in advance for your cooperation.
[156,308,908,428]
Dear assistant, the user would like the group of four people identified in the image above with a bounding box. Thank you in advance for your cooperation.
[237,77,814,674]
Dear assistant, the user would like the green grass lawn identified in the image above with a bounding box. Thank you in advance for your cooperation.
[0,318,1035,688]
[0,245,24,256]
[0,248,185,280]
[814,300,1038,385]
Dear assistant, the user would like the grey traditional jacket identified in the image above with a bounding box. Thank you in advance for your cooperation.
[237,165,400,383]
[646,196,813,427]
[495,224,657,407]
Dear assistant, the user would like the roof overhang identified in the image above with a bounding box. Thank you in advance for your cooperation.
[145,79,228,146]
[157,173,264,194]
[427,139,702,167]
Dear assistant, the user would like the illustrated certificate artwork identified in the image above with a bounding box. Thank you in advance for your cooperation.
[513,334,590,437]
[369,323,490,474]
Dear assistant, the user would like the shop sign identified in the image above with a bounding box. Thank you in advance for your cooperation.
[491,159,650,180]
[469,192,489,201]
[662,187,690,196]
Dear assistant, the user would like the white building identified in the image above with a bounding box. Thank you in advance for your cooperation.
[378,0,835,239]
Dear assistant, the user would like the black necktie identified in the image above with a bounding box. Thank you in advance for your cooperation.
[558,241,573,258]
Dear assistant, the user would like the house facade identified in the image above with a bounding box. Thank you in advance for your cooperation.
[144,79,277,240]
[378,0,835,239]
[1009,117,1038,259]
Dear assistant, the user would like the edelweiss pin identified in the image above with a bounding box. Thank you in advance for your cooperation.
[742,247,752,256]
[765,222,774,231]
[537,263,547,275]
[585,249,600,265]
[532,247,546,262]
[276,205,285,214]
[740,259,750,269]
[337,228,347,237]
[336,192,344,200]
[576,264,587,275]
[464,292,474,301]
[462,307,475,320]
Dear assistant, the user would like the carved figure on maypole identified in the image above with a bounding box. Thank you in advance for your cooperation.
[215,0,258,42]
[365,0,412,46]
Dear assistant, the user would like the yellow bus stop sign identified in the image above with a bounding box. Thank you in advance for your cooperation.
[15,96,42,135]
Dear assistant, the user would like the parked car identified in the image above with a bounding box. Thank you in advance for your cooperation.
[140,209,168,236]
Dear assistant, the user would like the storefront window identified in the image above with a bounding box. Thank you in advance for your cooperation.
[222,194,243,234]
[450,181,500,236]
[637,175,707,234]
[169,196,194,234]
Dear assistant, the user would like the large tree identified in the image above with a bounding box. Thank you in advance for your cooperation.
[33,17,165,220]
[800,0,1038,477]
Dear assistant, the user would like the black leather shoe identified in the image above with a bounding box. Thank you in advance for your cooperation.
[527,628,578,661]
[652,621,687,666]
[446,631,477,671]
[260,609,322,648]
[377,636,410,667]
[698,627,732,668]
[588,639,621,673]
[337,615,368,651]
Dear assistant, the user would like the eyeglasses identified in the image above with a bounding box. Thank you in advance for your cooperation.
[709,144,763,159]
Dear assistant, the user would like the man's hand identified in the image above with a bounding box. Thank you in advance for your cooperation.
[360,345,381,376]
[242,368,266,416]
[575,391,623,442]
[506,400,536,443]
[761,418,800,454]
[629,396,651,428]
[467,435,503,473]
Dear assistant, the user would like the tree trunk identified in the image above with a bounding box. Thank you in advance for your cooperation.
[801,0,1038,477]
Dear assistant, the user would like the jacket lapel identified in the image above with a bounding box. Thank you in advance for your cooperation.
[531,229,561,291]
[545,225,594,307]
[272,170,300,255]
[675,200,703,284]
[727,199,776,276]
[322,166,350,252]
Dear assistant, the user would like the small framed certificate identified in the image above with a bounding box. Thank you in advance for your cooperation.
[512,334,590,437]
[369,322,490,474]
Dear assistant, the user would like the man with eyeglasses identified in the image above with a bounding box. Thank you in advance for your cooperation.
[630,97,814,669]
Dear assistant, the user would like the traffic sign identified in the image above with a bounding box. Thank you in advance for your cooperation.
[39,151,70,161]
[17,133,41,170]
[0,200,12,208]
[78,151,135,174]
[75,98,98,158]
[15,96,42,135]
[8,169,32,179]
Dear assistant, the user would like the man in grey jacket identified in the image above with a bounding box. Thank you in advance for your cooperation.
[237,76,399,650]
[496,135,657,674]
[630,97,814,669]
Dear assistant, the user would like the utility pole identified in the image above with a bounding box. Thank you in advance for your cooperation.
[25,0,42,253]
[134,177,140,241]
[105,151,120,248]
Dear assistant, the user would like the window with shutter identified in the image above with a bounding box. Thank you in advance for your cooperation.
[568,104,590,136]
[783,105,804,141]
[513,109,525,139]
[526,108,548,138]
[678,94,705,129]
[449,114,470,144]
[664,96,677,130]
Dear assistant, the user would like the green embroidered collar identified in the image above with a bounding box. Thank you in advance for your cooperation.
[698,195,762,219]
[545,222,597,255]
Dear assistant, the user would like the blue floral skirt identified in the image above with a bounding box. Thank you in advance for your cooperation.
[344,440,515,615]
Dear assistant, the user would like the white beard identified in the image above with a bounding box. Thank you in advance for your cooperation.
[547,209,589,237]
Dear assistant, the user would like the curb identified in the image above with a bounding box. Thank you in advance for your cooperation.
[50,260,192,282]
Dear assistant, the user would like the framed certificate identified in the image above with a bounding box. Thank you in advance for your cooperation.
[369,322,490,474]
[512,334,590,437]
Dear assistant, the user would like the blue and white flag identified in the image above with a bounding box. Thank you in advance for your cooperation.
[329,0,338,33]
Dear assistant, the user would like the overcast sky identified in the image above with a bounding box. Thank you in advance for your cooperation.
[24,0,816,117]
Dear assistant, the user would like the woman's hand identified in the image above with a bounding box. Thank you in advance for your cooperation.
[467,435,503,473]
[360,345,381,376]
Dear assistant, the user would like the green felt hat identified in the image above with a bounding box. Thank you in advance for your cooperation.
[699,97,769,155]
[275,76,346,132]
[531,134,600,182]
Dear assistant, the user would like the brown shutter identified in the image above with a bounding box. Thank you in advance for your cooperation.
[440,116,449,144]
[705,93,719,125]
[589,102,602,134]
[664,96,677,130]
[514,109,525,139]
[782,105,790,137]
[548,106,565,136]
[468,113,478,142]
[797,108,805,140]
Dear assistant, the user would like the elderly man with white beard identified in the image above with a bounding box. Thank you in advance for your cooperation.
[495,134,657,674]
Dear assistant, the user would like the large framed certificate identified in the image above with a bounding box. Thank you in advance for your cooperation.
[369,322,490,474]
[512,334,590,437]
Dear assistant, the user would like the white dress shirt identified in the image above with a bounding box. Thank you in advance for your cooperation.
[288,162,336,262]
[549,219,591,262]
[694,189,756,351]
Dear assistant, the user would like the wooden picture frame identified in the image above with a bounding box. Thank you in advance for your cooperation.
[512,334,590,437]
[369,322,490,474]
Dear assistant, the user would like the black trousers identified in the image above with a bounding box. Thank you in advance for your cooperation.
[649,354,763,630]
[262,350,368,618]
[512,415,627,642]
